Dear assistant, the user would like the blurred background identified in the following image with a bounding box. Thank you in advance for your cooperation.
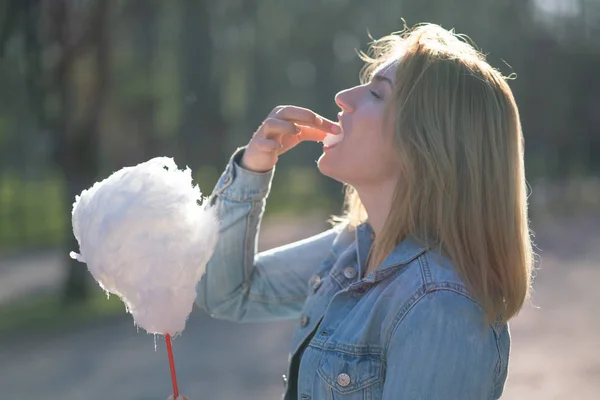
[0,0,598,399]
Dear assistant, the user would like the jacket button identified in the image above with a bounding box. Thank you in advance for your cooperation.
[300,314,309,327]
[282,374,288,387]
[337,373,351,387]
[309,275,322,291]
[343,267,357,279]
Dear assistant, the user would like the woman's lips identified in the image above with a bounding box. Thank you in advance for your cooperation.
[323,142,340,151]
[322,116,344,149]
[322,131,344,146]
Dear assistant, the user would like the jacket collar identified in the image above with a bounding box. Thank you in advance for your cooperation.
[355,222,428,281]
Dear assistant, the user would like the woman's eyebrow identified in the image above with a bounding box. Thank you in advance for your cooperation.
[372,74,393,87]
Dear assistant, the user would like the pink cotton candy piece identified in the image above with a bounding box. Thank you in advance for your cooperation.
[70,157,219,336]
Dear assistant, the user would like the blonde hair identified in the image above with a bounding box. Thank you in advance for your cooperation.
[332,23,533,325]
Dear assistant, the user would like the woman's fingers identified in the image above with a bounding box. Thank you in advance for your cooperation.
[253,137,283,152]
[260,106,341,144]
[271,106,340,134]
[296,125,328,142]
[259,117,298,139]
[240,105,339,172]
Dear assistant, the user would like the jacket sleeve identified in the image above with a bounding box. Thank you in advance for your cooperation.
[382,290,502,400]
[195,147,339,322]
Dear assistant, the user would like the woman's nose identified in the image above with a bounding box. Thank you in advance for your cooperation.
[335,87,356,113]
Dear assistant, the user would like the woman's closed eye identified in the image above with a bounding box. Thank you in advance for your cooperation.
[369,89,382,100]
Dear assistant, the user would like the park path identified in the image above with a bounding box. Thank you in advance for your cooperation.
[0,213,598,399]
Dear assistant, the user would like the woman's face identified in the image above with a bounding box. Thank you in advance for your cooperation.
[318,61,402,188]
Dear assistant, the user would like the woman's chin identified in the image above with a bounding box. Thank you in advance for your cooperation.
[317,153,342,181]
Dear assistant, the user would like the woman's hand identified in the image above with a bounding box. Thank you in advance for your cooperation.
[240,105,341,173]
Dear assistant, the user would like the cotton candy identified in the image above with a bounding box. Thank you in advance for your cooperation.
[70,157,219,336]
[322,132,344,146]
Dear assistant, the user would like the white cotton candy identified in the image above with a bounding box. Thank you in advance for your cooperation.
[322,132,344,146]
[70,157,219,336]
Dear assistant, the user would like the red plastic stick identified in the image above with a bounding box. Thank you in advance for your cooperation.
[165,334,179,398]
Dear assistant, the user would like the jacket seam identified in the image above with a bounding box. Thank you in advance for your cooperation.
[309,342,383,356]
[201,272,213,316]
[383,286,489,358]
[218,190,269,203]
[383,288,428,359]
[491,327,503,398]
[247,292,306,303]
[420,253,433,287]
[241,201,258,296]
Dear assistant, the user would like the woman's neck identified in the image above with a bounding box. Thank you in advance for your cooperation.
[354,179,397,277]
[355,179,396,237]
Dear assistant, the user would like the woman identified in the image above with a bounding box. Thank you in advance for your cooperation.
[194,23,533,400]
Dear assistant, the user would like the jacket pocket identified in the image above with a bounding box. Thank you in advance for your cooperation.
[316,351,383,399]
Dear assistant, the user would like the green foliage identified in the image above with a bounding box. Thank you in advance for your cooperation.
[0,166,340,253]
[0,0,599,255]
[0,172,66,251]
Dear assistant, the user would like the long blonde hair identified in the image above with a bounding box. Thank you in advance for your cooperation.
[332,23,533,325]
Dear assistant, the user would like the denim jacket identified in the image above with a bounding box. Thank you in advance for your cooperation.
[196,148,510,400]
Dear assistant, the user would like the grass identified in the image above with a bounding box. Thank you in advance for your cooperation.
[0,287,127,336]
[0,165,341,253]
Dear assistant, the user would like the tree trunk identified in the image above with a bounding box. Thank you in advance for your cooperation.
[179,0,227,171]
[131,0,159,160]
[56,0,109,304]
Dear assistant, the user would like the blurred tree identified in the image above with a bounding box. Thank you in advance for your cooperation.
[179,0,227,171]
[0,0,598,262]
[0,0,110,303]
[130,0,159,159]
[48,0,110,304]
